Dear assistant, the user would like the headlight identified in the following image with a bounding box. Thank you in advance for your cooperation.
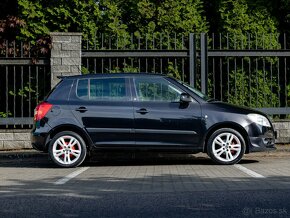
[247,114,271,127]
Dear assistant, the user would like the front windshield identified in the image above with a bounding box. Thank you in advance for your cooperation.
[177,80,210,101]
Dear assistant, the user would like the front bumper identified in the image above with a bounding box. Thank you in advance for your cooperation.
[248,130,276,152]
[249,136,276,152]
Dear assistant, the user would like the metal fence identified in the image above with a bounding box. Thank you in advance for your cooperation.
[82,33,191,81]
[202,33,290,115]
[82,33,290,115]
[0,40,50,128]
[1,33,289,129]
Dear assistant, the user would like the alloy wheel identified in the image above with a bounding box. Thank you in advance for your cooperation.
[52,135,82,165]
[211,132,242,163]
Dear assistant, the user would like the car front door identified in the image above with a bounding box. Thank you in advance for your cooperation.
[132,76,202,148]
[70,77,134,147]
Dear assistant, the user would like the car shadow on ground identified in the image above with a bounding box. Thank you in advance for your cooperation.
[0,151,259,168]
[83,151,259,167]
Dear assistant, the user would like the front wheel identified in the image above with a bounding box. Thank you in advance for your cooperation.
[207,128,246,165]
[48,131,87,168]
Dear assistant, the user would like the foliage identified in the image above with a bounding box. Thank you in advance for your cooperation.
[9,83,36,99]
[126,0,208,49]
[81,66,90,75]
[219,0,280,49]
[227,69,279,107]
[18,0,101,42]
[0,15,51,57]
[132,0,208,35]
[0,111,12,118]
[248,0,290,43]
[167,62,181,81]
[1,0,289,112]
[109,63,140,73]
[217,0,281,108]
[0,16,25,40]
[98,0,130,48]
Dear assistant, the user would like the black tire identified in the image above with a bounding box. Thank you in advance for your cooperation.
[48,131,87,168]
[207,128,246,165]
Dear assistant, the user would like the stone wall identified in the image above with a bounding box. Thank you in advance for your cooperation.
[0,130,31,150]
[0,121,289,150]
[50,32,82,88]
[272,121,290,143]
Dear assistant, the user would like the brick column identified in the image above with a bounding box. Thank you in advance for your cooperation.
[50,32,82,88]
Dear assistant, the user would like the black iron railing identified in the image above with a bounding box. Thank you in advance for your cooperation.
[0,40,50,128]
[82,33,290,115]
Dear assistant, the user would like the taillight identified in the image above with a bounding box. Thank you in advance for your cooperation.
[34,102,53,121]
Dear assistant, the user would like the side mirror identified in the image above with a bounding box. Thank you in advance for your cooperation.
[180,93,193,103]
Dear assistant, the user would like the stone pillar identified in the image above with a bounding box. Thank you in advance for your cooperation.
[50,32,82,88]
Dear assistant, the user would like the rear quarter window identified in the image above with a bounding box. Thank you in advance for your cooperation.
[46,79,73,101]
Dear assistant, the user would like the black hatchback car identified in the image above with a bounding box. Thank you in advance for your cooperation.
[31,73,275,167]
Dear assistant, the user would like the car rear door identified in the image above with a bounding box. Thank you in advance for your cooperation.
[70,76,134,147]
[132,76,202,148]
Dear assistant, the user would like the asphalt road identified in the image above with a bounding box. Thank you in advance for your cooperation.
[0,152,289,218]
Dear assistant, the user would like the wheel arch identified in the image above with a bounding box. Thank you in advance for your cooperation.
[202,122,250,154]
[45,124,93,151]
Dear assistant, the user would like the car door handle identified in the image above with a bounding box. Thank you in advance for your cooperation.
[136,108,148,114]
[75,107,88,113]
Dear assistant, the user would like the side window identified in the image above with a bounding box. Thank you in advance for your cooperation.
[134,77,182,102]
[77,79,89,99]
[76,78,129,101]
[90,78,128,100]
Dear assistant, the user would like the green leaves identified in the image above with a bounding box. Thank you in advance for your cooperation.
[0,111,12,118]
[217,0,281,108]
[9,83,36,99]
[134,0,208,35]
[10,0,290,108]
[219,0,280,49]
[227,68,279,108]
[18,0,101,41]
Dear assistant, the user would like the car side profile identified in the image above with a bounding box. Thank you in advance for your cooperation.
[31,73,276,167]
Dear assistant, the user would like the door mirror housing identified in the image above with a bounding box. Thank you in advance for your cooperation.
[180,93,193,103]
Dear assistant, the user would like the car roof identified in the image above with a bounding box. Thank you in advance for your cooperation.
[60,73,168,80]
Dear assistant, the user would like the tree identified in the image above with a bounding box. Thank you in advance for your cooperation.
[18,0,102,41]
[217,0,280,107]
[219,0,280,49]
[247,0,290,42]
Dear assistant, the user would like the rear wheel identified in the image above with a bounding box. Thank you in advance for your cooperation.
[207,128,245,165]
[48,131,87,168]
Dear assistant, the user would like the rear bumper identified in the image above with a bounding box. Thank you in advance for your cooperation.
[31,133,47,151]
[31,123,50,152]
